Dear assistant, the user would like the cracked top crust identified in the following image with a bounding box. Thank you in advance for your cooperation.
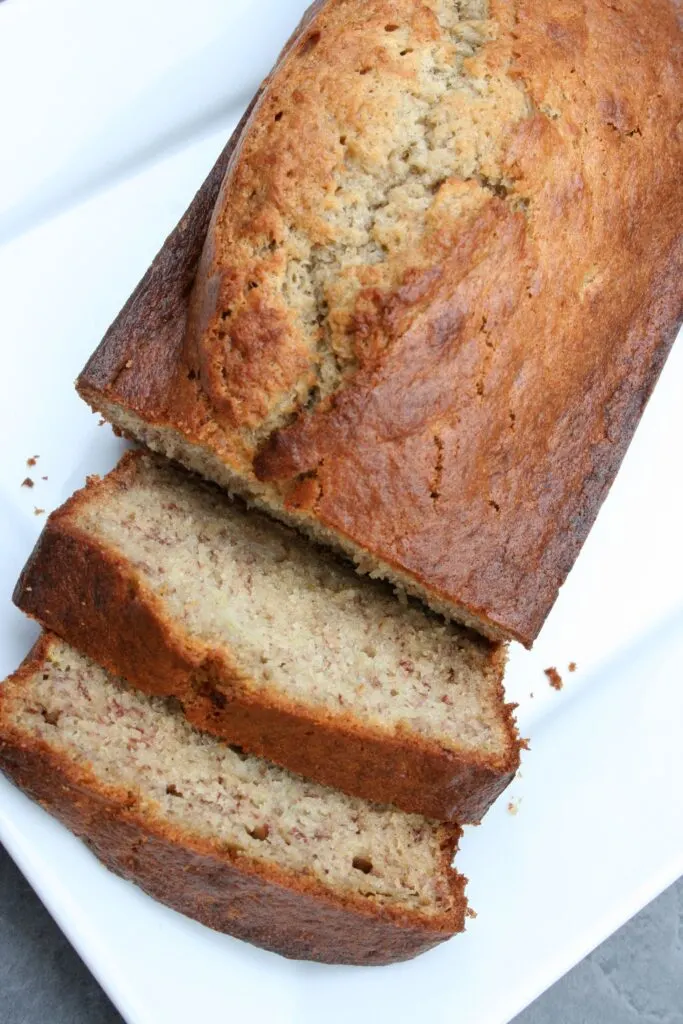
[82,0,683,645]
[188,0,529,456]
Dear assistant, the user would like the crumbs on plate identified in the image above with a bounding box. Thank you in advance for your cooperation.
[33,508,45,516]
[21,477,34,488]
[26,455,39,467]
[544,666,563,690]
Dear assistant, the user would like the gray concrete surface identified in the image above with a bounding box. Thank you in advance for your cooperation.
[0,842,681,1023]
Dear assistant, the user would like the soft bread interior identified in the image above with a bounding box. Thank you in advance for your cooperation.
[3,638,461,915]
[73,453,511,757]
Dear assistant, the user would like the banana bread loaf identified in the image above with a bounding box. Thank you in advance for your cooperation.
[78,0,683,645]
[14,450,519,823]
[0,635,468,965]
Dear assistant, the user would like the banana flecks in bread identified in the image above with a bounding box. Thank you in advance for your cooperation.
[0,638,465,921]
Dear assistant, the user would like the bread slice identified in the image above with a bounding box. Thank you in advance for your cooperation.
[77,0,683,647]
[14,450,519,823]
[0,635,467,965]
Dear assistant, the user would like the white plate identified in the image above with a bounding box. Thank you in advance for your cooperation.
[1,4,683,1023]
[0,0,309,243]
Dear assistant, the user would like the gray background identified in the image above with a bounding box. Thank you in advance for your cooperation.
[1,843,681,1024]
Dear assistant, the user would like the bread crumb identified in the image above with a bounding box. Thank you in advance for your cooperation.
[544,666,563,690]
[507,799,520,816]
[21,477,34,488]
[465,906,478,919]
[27,456,39,467]
[568,661,577,672]
[125,359,133,369]
[33,508,45,516]
[98,418,106,427]
[529,691,534,699]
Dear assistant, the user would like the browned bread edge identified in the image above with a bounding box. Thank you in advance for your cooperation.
[76,0,683,649]
[74,5,516,648]
[13,452,520,823]
[0,633,467,966]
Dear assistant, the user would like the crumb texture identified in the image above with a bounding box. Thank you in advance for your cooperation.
[74,455,509,756]
[3,640,459,915]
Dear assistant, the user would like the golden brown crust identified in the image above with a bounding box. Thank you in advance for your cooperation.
[78,0,683,646]
[13,451,519,823]
[0,636,467,965]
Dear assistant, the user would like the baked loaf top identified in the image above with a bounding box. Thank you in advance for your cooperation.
[0,635,467,965]
[80,0,683,644]
[14,450,519,822]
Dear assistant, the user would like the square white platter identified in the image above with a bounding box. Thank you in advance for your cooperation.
[1,2,682,1022]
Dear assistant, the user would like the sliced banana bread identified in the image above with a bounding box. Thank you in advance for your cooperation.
[0,635,467,965]
[14,451,519,823]
[78,0,683,646]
